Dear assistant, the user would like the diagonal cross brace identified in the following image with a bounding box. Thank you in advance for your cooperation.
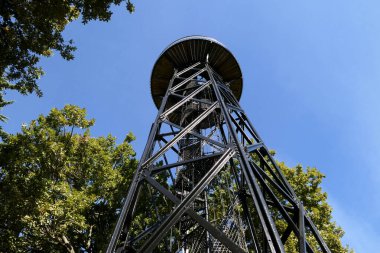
[171,68,206,92]
[207,64,285,253]
[150,151,224,174]
[164,120,227,149]
[142,101,218,168]
[140,148,243,252]
[161,80,211,119]
[144,176,246,253]
[175,62,201,77]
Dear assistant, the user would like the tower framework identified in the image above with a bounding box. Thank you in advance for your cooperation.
[107,36,331,253]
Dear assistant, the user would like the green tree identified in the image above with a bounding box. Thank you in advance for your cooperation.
[0,105,137,252]
[0,0,135,137]
[276,161,353,253]
[0,105,351,252]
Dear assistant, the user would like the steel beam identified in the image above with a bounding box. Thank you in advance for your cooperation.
[108,57,332,253]
[207,64,285,253]
[107,70,178,253]
[140,149,235,252]
[142,102,218,168]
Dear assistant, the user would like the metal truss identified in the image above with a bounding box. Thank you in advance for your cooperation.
[107,62,332,253]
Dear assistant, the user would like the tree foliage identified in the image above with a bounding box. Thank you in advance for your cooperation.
[0,105,351,252]
[277,161,353,253]
[0,105,137,252]
[0,0,134,136]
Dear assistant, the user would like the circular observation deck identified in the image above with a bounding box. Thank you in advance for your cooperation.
[151,36,243,109]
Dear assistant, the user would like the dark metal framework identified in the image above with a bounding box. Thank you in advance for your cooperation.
[107,37,331,253]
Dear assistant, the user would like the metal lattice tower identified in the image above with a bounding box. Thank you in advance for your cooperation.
[107,36,331,253]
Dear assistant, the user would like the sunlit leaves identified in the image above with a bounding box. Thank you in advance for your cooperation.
[277,162,353,253]
[0,0,135,134]
[0,105,137,252]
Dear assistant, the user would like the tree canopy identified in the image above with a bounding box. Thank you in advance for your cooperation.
[0,105,137,252]
[276,161,352,253]
[0,0,134,137]
[0,105,352,252]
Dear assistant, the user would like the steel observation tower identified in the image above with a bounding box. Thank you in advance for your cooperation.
[107,36,331,253]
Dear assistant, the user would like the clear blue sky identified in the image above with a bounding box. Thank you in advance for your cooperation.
[3,1,380,252]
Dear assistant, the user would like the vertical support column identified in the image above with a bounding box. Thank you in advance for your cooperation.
[107,70,177,253]
[299,202,306,253]
[207,64,285,253]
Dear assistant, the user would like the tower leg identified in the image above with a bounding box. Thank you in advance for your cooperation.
[107,62,331,253]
